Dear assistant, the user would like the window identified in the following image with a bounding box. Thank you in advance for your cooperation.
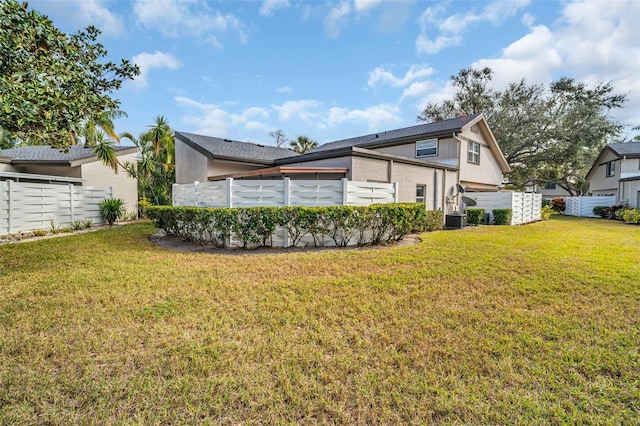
[416,139,437,157]
[416,184,426,203]
[545,182,557,190]
[467,141,480,164]
[606,161,616,177]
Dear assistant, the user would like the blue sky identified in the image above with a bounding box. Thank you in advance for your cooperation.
[30,0,640,145]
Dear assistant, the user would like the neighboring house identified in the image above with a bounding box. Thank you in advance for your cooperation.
[533,182,572,200]
[586,142,640,208]
[0,145,139,215]
[175,114,511,210]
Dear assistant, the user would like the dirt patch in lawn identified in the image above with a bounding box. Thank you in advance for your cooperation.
[149,232,421,255]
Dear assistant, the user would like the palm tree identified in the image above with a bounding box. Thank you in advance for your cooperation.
[289,135,318,154]
[148,115,172,156]
[82,109,127,146]
[92,131,119,173]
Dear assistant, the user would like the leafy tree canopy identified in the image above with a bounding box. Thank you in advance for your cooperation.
[419,68,626,195]
[0,0,139,149]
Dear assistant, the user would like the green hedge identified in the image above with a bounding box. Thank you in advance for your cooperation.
[492,208,512,225]
[147,204,443,249]
[466,208,485,225]
[622,208,640,224]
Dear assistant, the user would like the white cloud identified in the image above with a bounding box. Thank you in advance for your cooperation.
[324,1,351,38]
[272,100,323,122]
[354,0,383,12]
[415,34,463,55]
[277,86,293,93]
[326,104,402,130]
[368,64,435,88]
[416,0,529,55]
[29,0,124,36]
[260,0,290,17]
[400,81,434,102]
[133,0,247,45]
[131,52,182,88]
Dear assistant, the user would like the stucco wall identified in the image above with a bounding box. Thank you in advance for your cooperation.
[175,139,209,184]
[22,165,83,178]
[207,160,267,179]
[588,150,619,192]
[0,162,17,172]
[81,152,138,216]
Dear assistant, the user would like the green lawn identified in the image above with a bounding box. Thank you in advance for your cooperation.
[0,216,638,424]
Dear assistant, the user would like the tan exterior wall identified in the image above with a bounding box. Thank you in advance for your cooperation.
[458,127,503,188]
[81,152,138,216]
[351,156,390,183]
[0,163,18,172]
[375,137,458,163]
[276,156,353,180]
[22,165,83,178]
[176,139,209,184]
[588,150,619,192]
[207,160,266,178]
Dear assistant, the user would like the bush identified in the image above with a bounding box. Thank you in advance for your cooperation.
[466,208,485,225]
[542,199,551,208]
[593,206,609,218]
[492,208,512,225]
[541,206,557,220]
[550,197,566,212]
[622,208,640,224]
[146,203,441,249]
[603,204,626,220]
[99,198,126,226]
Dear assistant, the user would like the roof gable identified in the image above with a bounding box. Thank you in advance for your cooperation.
[175,131,299,164]
[586,142,640,180]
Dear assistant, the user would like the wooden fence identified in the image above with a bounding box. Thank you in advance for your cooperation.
[563,195,616,217]
[0,180,112,236]
[173,178,398,208]
[467,192,542,225]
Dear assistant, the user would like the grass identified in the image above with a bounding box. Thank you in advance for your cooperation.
[0,216,638,424]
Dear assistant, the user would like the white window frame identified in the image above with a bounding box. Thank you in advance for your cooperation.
[606,161,615,177]
[467,141,480,164]
[416,184,426,204]
[416,139,437,158]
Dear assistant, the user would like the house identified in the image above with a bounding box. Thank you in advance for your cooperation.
[586,142,640,208]
[175,114,511,211]
[0,145,139,215]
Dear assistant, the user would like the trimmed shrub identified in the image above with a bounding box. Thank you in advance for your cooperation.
[541,206,557,220]
[542,199,551,208]
[622,208,640,224]
[99,198,126,226]
[550,197,565,212]
[466,208,485,225]
[146,203,441,249]
[593,206,608,218]
[492,208,512,225]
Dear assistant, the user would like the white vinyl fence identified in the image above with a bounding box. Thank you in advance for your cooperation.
[563,195,616,217]
[173,178,398,208]
[467,192,542,225]
[0,180,112,236]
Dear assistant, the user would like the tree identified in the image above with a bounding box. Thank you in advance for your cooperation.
[121,117,175,207]
[0,0,139,149]
[0,128,16,149]
[419,68,626,195]
[269,129,287,148]
[289,135,318,154]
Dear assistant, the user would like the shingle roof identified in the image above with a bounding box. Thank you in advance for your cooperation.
[309,114,480,153]
[0,145,136,162]
[175,131,299,163]
[608,142,640,157]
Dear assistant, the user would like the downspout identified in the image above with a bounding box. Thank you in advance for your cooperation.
[453,132,464,214]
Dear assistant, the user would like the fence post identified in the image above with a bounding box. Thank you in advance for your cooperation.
[69,183,75,223]
[172,183,177,206]
[283,178,291,206]
[342,178,349,206]
[7,180,13,234]
[393,182,399,203]
[226,178,233,208]
[194,181,199,207]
